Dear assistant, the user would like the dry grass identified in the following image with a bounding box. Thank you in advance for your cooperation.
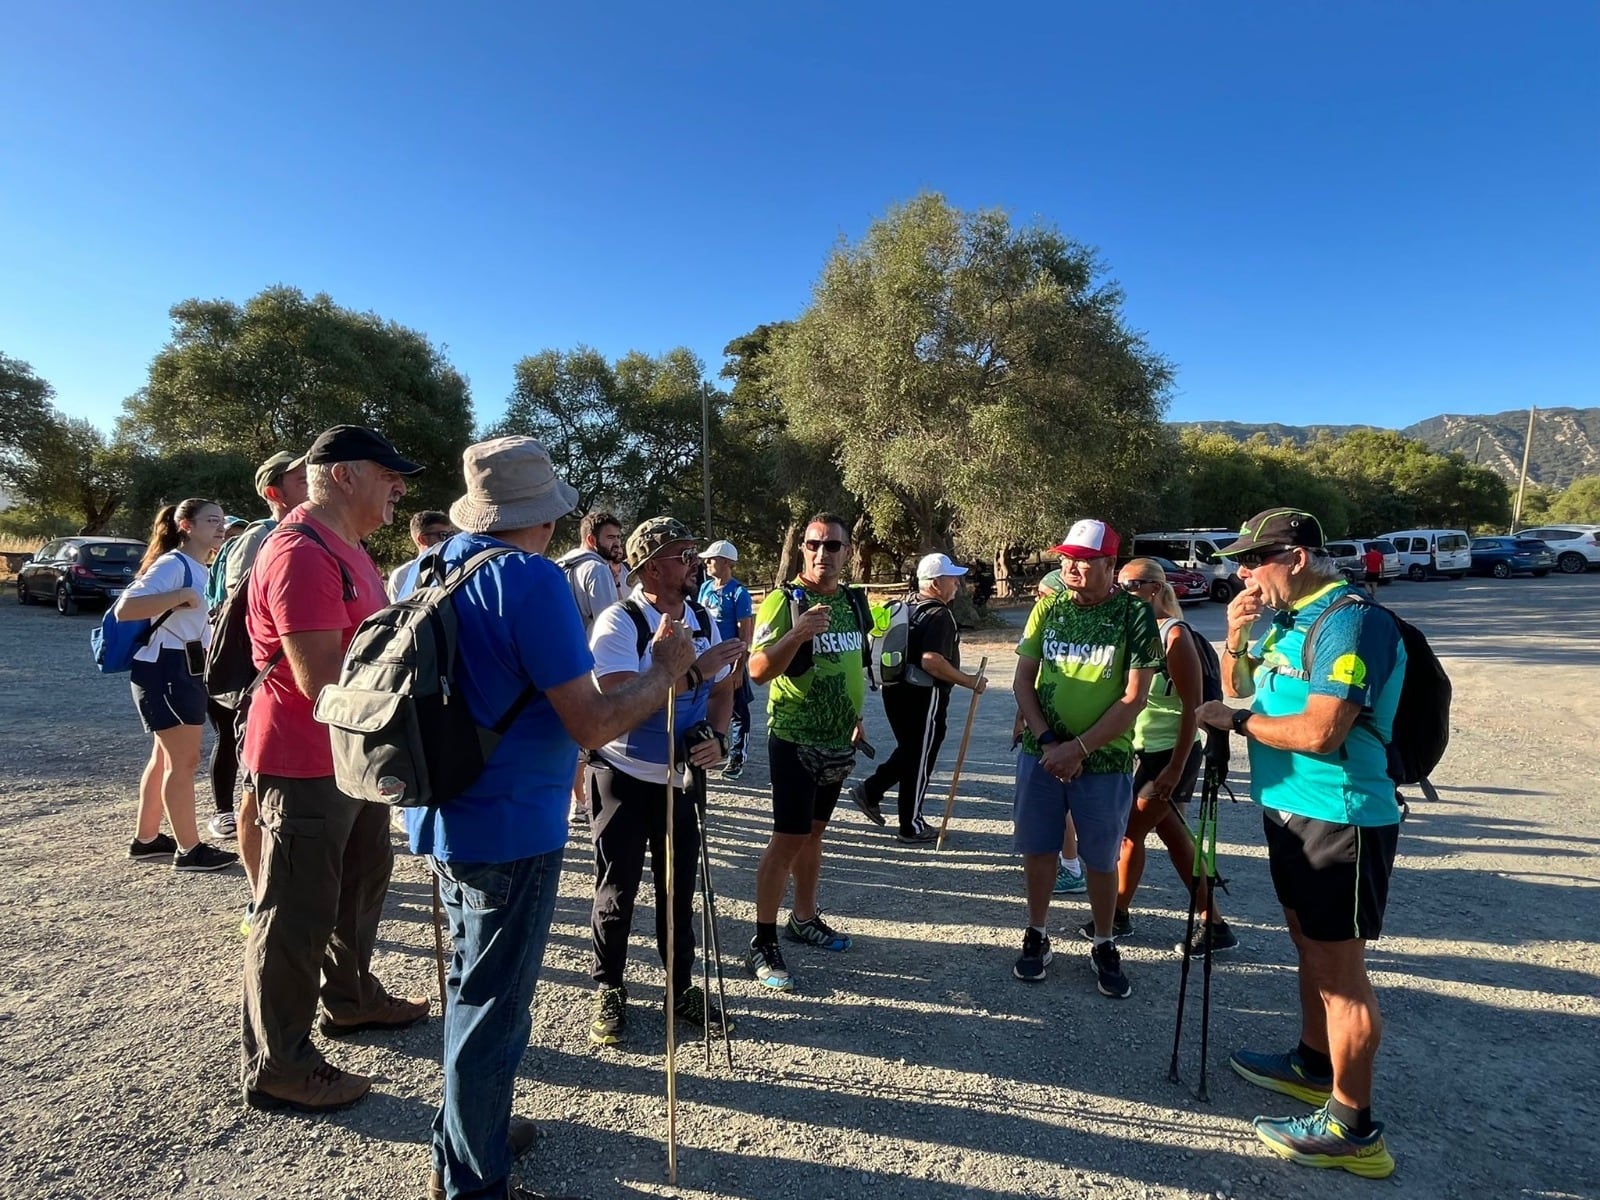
[0,536,46,583]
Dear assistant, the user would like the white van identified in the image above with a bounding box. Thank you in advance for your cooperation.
[1378,529,1472,580]
[1131,530,1243,601]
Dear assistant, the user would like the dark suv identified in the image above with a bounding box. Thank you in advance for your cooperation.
[16,537,147,614]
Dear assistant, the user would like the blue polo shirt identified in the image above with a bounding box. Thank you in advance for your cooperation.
[405,533,595,863]
[1248,581,1406,826]
[698,576,752,641]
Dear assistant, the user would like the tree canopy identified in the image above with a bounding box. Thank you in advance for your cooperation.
[0,354,123,534]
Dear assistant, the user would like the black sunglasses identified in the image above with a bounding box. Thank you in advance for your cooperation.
[1120,578,1160,592]
[803,539,845,553]
[1234,545,1297,569]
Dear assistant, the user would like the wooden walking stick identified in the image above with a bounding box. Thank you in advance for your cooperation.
[936,656,988,850]
[431,870,448,1017]
[663,686,679,1185]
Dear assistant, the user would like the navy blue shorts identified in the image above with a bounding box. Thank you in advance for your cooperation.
[130,648,208,733]
[1013,753,1133,872]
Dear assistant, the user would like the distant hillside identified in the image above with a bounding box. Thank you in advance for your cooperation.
[1172,407,1600,488]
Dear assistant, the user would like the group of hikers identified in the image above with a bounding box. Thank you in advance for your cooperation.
[112,423,1408,1196]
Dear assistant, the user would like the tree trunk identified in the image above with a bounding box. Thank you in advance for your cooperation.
[850,513,872,584]
[774,521,800,588]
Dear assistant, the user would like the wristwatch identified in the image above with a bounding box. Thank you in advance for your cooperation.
[1230,708,1253,737]
[1036,730,1059,747]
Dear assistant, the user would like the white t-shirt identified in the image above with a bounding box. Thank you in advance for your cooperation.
[589,587,730,785]
[121,551,211,663]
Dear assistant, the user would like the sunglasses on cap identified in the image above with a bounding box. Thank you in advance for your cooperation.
[1234,545,1298,569]
[803,538,845,553]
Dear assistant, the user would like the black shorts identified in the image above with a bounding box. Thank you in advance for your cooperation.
[130,647,208,733]
[1133,741,1203,805]
[1264,810,1399,942]
[768,736,852,835]
[1363,570,1381,584]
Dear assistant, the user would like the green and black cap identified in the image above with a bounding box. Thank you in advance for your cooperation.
[1217,508,1324,557]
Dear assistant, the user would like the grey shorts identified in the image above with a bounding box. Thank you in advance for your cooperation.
[1012,753,1133,872]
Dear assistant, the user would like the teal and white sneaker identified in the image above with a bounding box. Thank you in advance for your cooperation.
[1053,861,1087,895]
[785,910,852,951]
[1230,1047,1334,1105]
[745,939,794,991]
[1253,1106,1395,1178]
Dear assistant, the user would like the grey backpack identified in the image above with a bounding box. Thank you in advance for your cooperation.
[313,546,537,807]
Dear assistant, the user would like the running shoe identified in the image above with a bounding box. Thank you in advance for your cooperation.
[1091,940,1132,999]
[847,783,886,827]
[785,910,852,951]
[1253,1106,1395,1178]
[897,820,938,844]
[1053,861,1087,894]
[173,842,240,873]
[207,811,238,840]
[721,755,745,781]
[128,832,178,862]
[1176,919,1239,957]
[1229,1047,1333,1105]
[1077,910,1133,941]
[239,902,255,938]
[588,986,627,1046]
[672,984,733,1037]
[745,939,794,991]
[1013,927,1052,982]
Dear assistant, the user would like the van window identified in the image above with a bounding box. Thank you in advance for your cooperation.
[1194,540,1222,564]
[1437,534,1469,553]
[1406,537,1426,553]
[1135,538,1188,562]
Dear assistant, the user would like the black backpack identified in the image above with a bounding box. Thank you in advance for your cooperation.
[619,597,713,657]
[204,521,355,711]
[311,547,538,807]
[1301,593,1451,795]
[1157,616,1230,782]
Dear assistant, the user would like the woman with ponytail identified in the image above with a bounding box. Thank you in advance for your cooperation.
[114,498,240,872]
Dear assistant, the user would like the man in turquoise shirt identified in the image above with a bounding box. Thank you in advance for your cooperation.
[1197,507,1405,1181]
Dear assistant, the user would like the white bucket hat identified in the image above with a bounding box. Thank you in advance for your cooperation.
[448,436,579,534]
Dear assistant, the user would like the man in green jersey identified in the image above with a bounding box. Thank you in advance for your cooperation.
[744,513,871,991]
[1012,519,1162,998]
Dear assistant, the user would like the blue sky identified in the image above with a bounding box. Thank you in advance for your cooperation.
[3,2,1595,435]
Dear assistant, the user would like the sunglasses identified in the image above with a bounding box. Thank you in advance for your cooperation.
[666,547,699,565]
[1120,578,1160,592]
[1234,545,1297,569]
[803,539,846,553]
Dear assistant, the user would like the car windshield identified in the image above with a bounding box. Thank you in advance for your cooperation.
[84,543,143,564]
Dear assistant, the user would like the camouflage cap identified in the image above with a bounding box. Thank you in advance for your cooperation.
[626,516,697,583]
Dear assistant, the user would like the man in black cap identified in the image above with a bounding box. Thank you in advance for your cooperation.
[240,425,430,1114]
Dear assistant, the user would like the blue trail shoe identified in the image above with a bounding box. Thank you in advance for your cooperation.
[785,910,852,951]
[1253,1106,1395,1178]
[1230,1047,1334,1105]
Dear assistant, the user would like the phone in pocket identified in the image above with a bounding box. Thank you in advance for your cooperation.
[184,639,205,676]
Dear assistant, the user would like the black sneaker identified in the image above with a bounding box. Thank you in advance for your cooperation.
[589,986,627,1045]
[1013,927,1052,982]
[1077,910,1133,941]
[721,755,745,781]
[173,842,240,872]
[745,939,794,991]
[1177,919,1240,958]
[1091,940,1132,999]
[847,783,886,827]
[672,984,733,1036]
[128,832,178,862]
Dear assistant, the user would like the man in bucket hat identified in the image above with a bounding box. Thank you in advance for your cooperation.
[405,437,696,1200]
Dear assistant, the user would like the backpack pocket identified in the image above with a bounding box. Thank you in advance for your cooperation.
[314,685,432,807]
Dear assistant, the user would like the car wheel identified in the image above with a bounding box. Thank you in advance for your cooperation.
[55,582,77,615]
[1407,564,1426,581]
[1491,561,1511,579]
[1210,579,1233,603]
[1558,552,1586,575]
[1531,569,1549,577]
[15,580,29,605]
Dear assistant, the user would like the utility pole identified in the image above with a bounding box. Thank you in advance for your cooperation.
[1511,405,1536,532]
[700,381,713,538]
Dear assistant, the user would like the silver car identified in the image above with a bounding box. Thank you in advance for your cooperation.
[1323,539,1401,584]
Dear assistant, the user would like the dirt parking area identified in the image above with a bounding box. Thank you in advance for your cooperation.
[0,575,1595,1200]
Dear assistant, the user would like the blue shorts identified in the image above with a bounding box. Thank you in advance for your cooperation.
[1013,753,1134,872]
[130,647,208,733]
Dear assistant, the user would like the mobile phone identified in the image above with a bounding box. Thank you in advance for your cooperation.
[183,639,205,676]
[855,735,876,759]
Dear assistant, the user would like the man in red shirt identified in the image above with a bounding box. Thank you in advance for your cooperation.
[240,425,429,1113]
[1361,545,1384,598]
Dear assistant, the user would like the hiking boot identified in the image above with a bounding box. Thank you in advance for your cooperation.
[208,811,238,840]
[319,994,429,1037]
[128,832,178,861]
[785,910,852,951]
[897,820,939,843]
[671,984,733,1037]
[1052,861,1087,894]
[847,783,886,827]
[425,1118,541,1200]
[174,842,240,873]
[745,939,794,991]
[1253,1106,1395,1179]
[1229,1047,1334,1105]
[721,754,745,780]
[1013,927,1052,981]
[1077,910,1133,941]
[245,1062,371,1113]
[1090,940,1132,999]
[589,986,627,1045]
[1177,919,1239,958]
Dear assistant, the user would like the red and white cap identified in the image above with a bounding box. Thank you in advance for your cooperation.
[1051,518,1120,560]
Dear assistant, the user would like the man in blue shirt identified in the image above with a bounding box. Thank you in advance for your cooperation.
[1197,508,1405,1181]
[697,539,754,778]
[406,437,695,1200]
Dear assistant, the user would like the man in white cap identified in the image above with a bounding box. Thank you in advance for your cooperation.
[406,438,696,1200]
[697,539,754,778]
[848,553,987,842]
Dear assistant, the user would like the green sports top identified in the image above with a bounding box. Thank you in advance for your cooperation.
[753,583,868,749]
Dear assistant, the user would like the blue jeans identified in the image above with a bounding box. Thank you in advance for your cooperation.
[430,848,564,1200]
[728,669,752,759]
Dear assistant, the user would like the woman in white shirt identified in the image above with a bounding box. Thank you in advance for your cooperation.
[114,498,240,873]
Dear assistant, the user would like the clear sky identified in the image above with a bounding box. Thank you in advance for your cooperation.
[3,2,1595,435]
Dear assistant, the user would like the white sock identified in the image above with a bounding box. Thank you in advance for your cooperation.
[1060,855,1081,874]
[1093,934,1112,947]
[1030,925,1048,938]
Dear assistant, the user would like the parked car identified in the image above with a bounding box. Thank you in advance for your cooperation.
[1514,525,1600,575]
[1469,537,1555,579]
[1378,529,1473,580]
[1324,539,1402,584]
[1131,530,1242,602]
[15,536,146,614]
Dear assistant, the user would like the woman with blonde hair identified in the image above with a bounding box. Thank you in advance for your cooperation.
[1099,557,1235,953]
[115,498,240,872]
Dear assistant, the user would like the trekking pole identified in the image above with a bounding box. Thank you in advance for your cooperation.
[1195,770,1221,1103]
[935,656,988,850]
[663,689,679,1185]
[694,768,734,1068]
[431,869,448,1018]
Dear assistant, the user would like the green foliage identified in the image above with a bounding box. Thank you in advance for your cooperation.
[1545,475,1600,523]
[0,354,125,534]
[770,193,1172,563]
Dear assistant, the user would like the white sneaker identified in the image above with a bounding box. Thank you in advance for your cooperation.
[207,812,238,840]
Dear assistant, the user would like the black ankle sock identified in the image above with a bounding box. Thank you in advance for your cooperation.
[755,922,778,945]
[1326,1097,1373,1137]
[1295,1041,1334,1078]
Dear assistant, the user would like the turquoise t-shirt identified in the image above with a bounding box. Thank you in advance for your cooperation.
[1247,582,1406,826]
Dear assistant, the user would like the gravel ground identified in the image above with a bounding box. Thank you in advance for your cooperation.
[0,576,1596,1200]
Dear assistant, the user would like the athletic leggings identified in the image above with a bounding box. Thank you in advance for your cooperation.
[207,698,239,815]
